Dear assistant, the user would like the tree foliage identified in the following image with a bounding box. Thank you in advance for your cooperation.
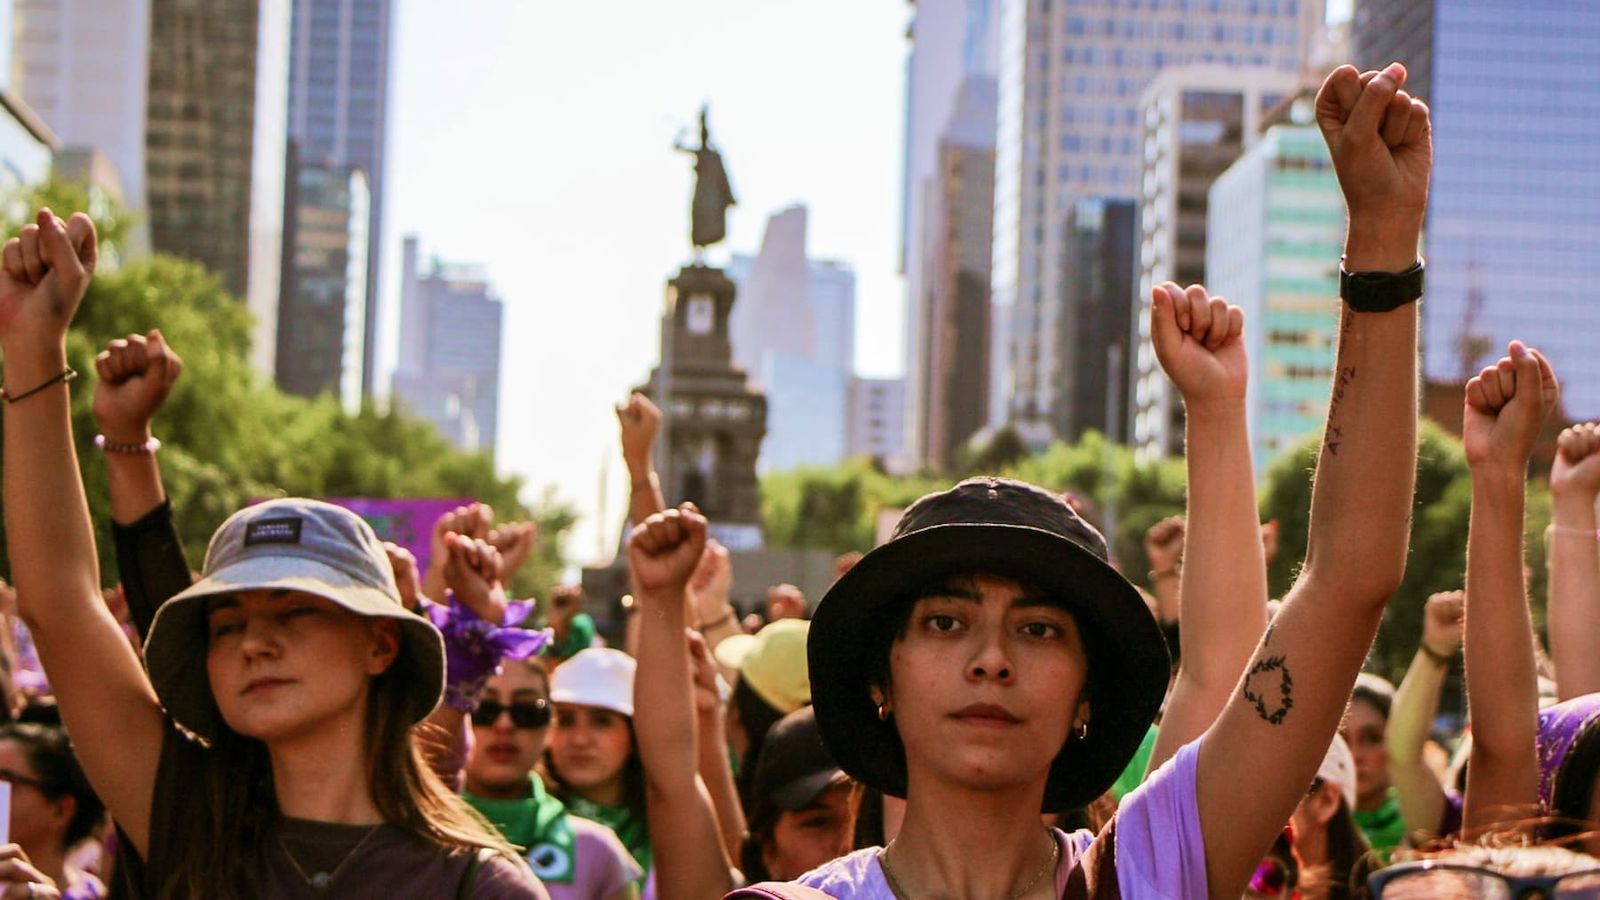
[0,182,574,598]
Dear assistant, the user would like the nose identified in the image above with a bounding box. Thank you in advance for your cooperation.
[491,708,515,733]
[965,624,1013,684]
[239,613,281,660]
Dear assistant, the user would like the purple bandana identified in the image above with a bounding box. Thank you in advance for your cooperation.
[424,592,552,711]
[1537,693,1600,813]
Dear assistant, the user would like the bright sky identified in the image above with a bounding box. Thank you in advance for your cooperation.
[381,2,912,569]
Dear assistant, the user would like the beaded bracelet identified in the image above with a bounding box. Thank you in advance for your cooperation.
[95,434,162,454]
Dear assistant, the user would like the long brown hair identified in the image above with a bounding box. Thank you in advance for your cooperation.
[162,645,520,898]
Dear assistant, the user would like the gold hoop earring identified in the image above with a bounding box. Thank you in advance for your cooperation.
[877,704,890,721]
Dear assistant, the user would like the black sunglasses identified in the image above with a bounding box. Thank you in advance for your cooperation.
[470,697,551,729]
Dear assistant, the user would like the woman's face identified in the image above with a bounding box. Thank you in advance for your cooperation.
[762,782,854,882]
[465,663,550,799]
[880,572,1089,798]
[205,590,398,743]
[1339,699,1390,808]
[0,739,67,855]
[549,703,634,797]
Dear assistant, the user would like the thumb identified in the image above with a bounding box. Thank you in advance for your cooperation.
[1149,286,1183,359]
[36,209,84,284]
[1510,342,1542,412]
[145,329,170,385]
[65,212,98,273]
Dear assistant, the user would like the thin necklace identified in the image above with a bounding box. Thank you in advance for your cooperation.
[278,823,383,890]
[878,830,1061,900]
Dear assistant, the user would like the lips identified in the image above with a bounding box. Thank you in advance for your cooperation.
[951,703,1022,727]
[482,744,519,764]
[242,676,294,695]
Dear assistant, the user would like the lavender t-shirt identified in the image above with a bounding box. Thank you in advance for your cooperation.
[795,738,1207,899]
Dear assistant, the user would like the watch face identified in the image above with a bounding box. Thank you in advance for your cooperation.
[686,295,715,335]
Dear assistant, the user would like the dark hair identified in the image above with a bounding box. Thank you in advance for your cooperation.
[0,723,105,849]
[1319,788,1378,900]
[1550,720,1600,837]
[732,678,785,803]
[161,643,520,899]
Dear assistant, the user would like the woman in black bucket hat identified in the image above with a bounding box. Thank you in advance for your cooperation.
[731,61,1433,900]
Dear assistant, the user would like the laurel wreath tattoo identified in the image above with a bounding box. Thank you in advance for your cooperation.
[1243,655,1294,725]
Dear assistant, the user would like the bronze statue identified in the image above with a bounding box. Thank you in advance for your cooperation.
[676,106,736,249]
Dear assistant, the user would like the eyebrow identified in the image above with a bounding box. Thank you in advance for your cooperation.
[914,584,1065,611]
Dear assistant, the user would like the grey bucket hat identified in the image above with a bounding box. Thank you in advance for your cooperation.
[143,498,446,742]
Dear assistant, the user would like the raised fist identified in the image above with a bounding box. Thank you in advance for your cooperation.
[442,532,507,624]
[1149,282,1246,409]
[1144,516,1186,575]
[1463,341,1559,472]
[616,392,663,471]
[1552,423,1600,500]
[92,330,184,443]
[628,503,708,596]
[1420,590,1464,659]
[1315,63,1431,230]
[487,520,537,579]
[0,208,97,351]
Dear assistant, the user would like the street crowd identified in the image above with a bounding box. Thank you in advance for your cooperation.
[0,61,1593,899]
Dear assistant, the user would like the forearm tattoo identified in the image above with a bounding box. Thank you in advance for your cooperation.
[1242,626,1294,725]
[1323,313,1357,457]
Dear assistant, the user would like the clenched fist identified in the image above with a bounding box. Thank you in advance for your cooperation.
[629,503,708,597]
[0,208,97,353]
[1552,423,1600,501]
[1149,282,1246,410]
[93,330,183,443]
[1315,63,1431,239]
[1463,341,1558,473]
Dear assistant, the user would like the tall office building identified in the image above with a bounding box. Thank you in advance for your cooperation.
[276,160,368,413]
[287,0,392,395]
[0,85,57,194]
[728,206,858,474]
[1130,66,1300,458]
[390,237,504,457]
[918,76,997,470]
[992,0,1320,438]
[1352,0,1600,417]
[1059,197,1136,443]
[145,0,290,378]
[1206,115,1345,470]
[848,377,908,468]
[11,0,150,213]
[900,0,1000,466]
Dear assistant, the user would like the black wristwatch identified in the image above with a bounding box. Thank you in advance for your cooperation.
[1339,257,1425,313]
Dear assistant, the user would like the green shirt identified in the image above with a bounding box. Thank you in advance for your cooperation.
[464,775,577,883]
[1112,724,1160,800]
[1353,786,1407,861]
[547,613,598,662]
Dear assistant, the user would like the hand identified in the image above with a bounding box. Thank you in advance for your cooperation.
[1552,423,1600,501]
[1144,516,1186,574]
[628,503,708,596]
[1315,63,1432,245]
[1149,282,1246,410]
[92,330,183,443]
[442,532,507,623]
[546,584,583,634]
[687,629,726,718]
[426,503,493,592]
[0,843,59,898]
[0,579,15,618]
[0,209,97,354]
[616,392,663,473]
[1420,590,1464,658]
[487,520,537,579]
[1463,341,1559,473]
[689,539,733,622]
[383,542,422,610]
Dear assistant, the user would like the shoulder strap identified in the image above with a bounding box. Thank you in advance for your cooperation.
[724,883,836,900]
[1062,820,1120,900]
[456,847,492,900]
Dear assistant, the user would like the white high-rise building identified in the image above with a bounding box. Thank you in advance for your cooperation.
[11,0,151,211]
[992,0,1321,440]
[728,206,858,474]
[391,236,504,458]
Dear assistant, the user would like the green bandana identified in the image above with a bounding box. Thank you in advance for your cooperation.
[1353,786,1407,862]
[465,776,577,883]
[565,794,652,880]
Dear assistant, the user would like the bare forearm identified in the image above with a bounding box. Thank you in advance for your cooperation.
[628,465,666,526]
[1463,474,1539,829]
[697,709,745,862]
[1548,493,1600,700]
[633,588,699,793]
[1389,647,1451,833]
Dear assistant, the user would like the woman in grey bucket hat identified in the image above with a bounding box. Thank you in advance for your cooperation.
[0,209,545,898]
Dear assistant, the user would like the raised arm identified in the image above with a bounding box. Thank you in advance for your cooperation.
[0,209,165,853]
[629,504,734,899]
[1461,343,1558,832]
[688,630,745,863]
[1387,590,1462,837]
[688,539,743,668]
[618,393,666,525]
[1194,63,1428,898]
[1145,283,1267,774]
[1547,423,1600,700]
[1142,516,1184,638]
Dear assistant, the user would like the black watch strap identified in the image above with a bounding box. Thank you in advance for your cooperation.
[1339,257,1425,313]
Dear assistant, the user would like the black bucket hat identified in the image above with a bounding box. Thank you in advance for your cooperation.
[807,477,1169,813]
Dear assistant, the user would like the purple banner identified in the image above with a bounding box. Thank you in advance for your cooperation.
[324,497,472,576]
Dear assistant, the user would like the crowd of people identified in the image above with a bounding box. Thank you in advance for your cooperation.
[0,60,1592,899]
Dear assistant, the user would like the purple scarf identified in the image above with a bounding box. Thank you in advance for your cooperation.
[1537,693,1600,813]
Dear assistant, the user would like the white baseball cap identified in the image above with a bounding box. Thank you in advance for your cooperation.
[550,648,636,717]
[1317,733,1358,810]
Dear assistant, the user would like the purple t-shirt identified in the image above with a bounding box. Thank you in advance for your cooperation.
[543,816,643,900]
[795,738,1207,899]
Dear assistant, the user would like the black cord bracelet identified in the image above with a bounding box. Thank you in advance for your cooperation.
[0,366,77,403]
